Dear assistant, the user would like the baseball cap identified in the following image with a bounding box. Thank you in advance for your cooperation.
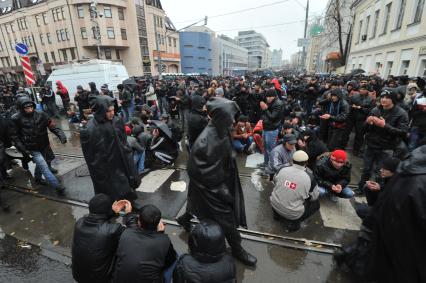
[293,150,309,162]
[331,150,347,163]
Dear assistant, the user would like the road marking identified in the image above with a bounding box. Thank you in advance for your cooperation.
[136,169,175,193]
[245,153,264,168]
[319,198,362,230]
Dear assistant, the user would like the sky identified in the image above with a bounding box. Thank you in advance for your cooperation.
[161,0,329,60]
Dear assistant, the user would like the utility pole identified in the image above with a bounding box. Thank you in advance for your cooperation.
[90,1,101,59]
[301,0,309,72]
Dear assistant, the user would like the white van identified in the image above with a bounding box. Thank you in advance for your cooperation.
[46,60,129,107]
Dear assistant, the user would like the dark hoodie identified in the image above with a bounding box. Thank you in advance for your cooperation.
[80,96,139,201]
[11,97,66,152]
[187,97,247,228]
[88,82,100,106]
[186,95,208,147]
[366,145,426,283]
[173,220,236,283]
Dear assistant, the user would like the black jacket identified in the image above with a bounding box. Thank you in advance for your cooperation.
[173,220,236,283]
[349,93,375,121]
[80,96,139,201]
[366,145,426,283]
[320,97,350,126]
[410,94,426,130]
[187,97,247,228]
[72,214,133,283]
[11,97,66,152]
[74,90,91,110]
[314,156,351,190]
[364,105,409,150]
[113,228,177,283]
[261,97,283,131]
[187,95,208,147]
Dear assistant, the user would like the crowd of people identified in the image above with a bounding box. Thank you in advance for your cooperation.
[0,71,426,282]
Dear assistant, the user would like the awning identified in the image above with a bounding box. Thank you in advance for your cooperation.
[326,51,341,61]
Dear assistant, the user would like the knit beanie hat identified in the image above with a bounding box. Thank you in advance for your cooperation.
[89,194,113,215]
[381,157,400,172]
[380,88,398,104]
[331,150,347,163]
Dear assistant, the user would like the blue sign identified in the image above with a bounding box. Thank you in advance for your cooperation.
[15,43,29,55]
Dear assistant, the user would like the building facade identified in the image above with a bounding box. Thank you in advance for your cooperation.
[179,29,212,75]
[216,35,248,76]
[347,0,426,77]
[271,49,283,70]
[236,30,270,70]
[0,0,180,83]
[144,0,180,76]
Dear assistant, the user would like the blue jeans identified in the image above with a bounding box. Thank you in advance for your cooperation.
[133,151,145,173]
[263,129,279,165]
[232,137,253,152]
[408,127,426,151]
[318,186,354,198]
[31,151,60,189]
[163,258,178,283]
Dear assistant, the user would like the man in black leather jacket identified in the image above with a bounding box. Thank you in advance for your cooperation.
[173,219,236,283]
[10,97,67,193]
[72,194,135,283]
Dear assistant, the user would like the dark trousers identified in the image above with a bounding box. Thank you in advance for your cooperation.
[358,147,393,191]
[327,127,346,151]
[352,120,365,153]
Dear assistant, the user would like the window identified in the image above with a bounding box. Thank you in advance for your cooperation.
[52,9,56,22]
[35,15,41,26]
[104,48,112,59]
[61,49,68,62]
[121,28,127,40]
[47,33,52,44]
[116,49,120,60]
[173,38,176,47]
[14,57,18,66]
[395,0,406,29]
[104,5,112,18]
[160,18,163,28]
[42,12,48,24]
[364,16,370,40]
[40,34,44,45]
[92,26,100,39]
[357,20,363,43]
[81,27,87,39]
[70,48,76,60]
[77,5,84,18]
[65,29,70,40]
[371,10,380,38]
[44,52,49,63]
[419,60,426,76]
[168,37,171,47]
[61,7,65,20]
[107,27,115,39]
[386,61,393,76]
[118,7,124,20]
[56,30,61,41]
[400,60,410,75]
[184,44,193,48]
[382,3,392,35]
[413,0,425,23]
[51,51,56,63]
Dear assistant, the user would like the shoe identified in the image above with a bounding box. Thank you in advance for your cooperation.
[232,248,257,267]
[248,142,257,154]
[175,215,192,232]
[329,194,339,203]
[353,188,364,196]
[284,220,301,232]
[34,178,48,186]
[333,249,346,266]
[56,185,65,195]
[49,167,58,174]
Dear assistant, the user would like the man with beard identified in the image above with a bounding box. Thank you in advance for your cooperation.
[80,96,140,201]
[176,97,257,267]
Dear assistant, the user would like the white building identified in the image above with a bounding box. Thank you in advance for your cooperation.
[216,35,248,76]
[346,0,426,77]
[271,49,283,70]
[236,30,270,70]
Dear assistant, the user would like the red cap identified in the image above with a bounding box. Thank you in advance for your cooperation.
[331,150,347,163]
[124,125,132,136]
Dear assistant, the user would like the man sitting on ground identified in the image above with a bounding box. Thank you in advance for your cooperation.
[72,194,134,283]
[113,204,177,283]
[265,134,297,177]
[270,150,320,232]
[314,149,354,202]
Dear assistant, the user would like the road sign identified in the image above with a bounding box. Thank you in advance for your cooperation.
[297,38,310,47]
[20,56,35,85]
[15,43,29,56]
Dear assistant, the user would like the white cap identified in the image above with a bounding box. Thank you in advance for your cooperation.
[293,150,309,162]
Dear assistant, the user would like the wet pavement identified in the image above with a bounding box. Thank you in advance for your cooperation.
[0,118,364,282]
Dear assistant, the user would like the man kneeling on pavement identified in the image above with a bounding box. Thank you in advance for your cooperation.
[314,149,354,202]
[270,150,320,232]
